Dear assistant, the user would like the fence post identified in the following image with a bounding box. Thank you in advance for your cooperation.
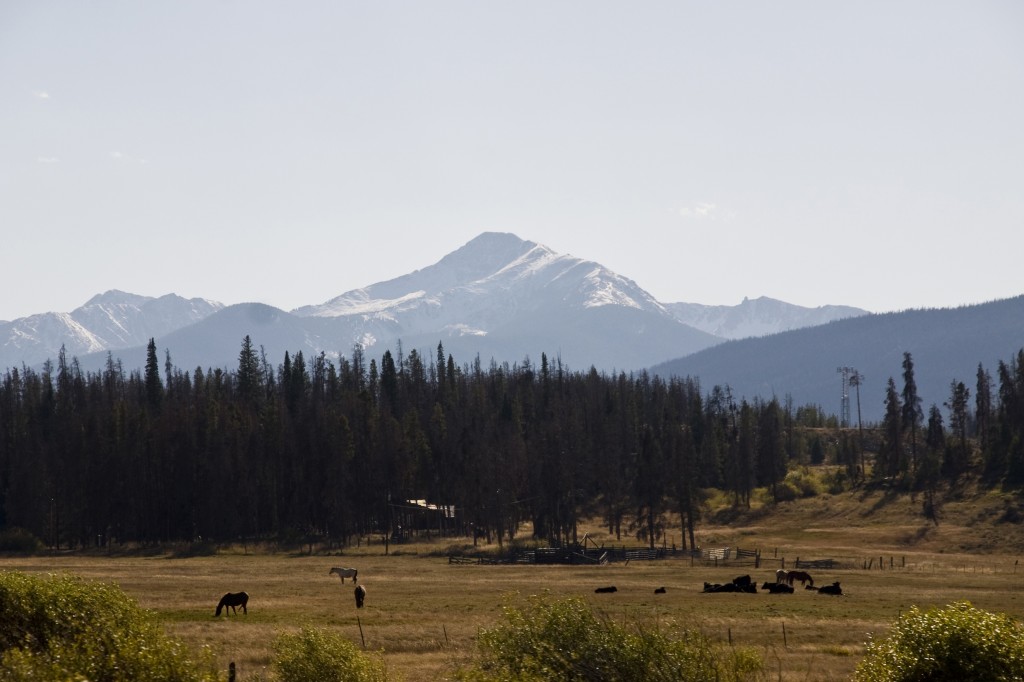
[783,623,787,649]
[228,662,236,682]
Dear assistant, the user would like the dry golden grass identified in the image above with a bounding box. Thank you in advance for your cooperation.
[2,483,1023,681]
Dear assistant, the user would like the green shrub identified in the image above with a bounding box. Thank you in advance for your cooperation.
[273,626,391,682]
[786,469,823,497]
[0,571,220,681]
[854,601,1024,681]
[0,528,41,553]
[457,592,762,682]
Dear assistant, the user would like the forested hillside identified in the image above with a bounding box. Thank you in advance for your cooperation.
[651,295,1024,423]
[1,337,1023,551]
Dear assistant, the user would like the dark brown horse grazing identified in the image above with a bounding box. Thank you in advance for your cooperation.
[354,584,366,608]
[215,591,249,616]
[785,570,814,587]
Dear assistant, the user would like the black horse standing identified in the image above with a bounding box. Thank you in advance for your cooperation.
[354,584,366,608]
[215,591,249,616]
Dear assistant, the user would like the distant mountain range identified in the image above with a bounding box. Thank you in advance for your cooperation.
[652,295,1024,423]
[0,291,223,370]
[665,298,866,340]
[0,232,866,376]
[8,231,1017,424]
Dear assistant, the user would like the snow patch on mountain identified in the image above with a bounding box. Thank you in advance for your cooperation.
[1,291,223,370]
[665,296,867,340]
[293,233,667,335]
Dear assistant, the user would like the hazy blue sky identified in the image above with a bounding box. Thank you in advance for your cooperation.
[2,1,1022,321]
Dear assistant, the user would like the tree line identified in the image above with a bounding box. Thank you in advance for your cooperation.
[1,338,1022,550]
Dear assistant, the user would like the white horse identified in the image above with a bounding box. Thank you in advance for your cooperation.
[329,566,358,583]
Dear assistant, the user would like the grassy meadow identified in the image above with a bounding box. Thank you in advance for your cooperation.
[2,483,1023,681]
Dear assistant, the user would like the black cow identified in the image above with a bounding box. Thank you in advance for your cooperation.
[594,586,618,593]
[703,581,756,593]
[654,586,667,594]
[703,582,734,592]
[818,581,843,595]
[760,581,794,594]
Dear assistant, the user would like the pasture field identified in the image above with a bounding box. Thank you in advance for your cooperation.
[1,540,1022,681]
[2,485,1023,681]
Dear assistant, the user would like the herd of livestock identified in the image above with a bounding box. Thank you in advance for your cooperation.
[215,565,844,617]
[592,569,845,597]
[701,571,843,595]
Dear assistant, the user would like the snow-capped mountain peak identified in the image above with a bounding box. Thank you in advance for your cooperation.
[1,293,224,369]
[1,232,867,374]
[292,233,667,327]
[665,296,867,340]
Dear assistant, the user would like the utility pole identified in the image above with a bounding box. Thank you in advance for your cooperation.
[849,370,865,478]
[837,367,853,428]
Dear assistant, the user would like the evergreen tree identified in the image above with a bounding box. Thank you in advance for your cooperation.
[144,338,162,410]
[901,352,923,478]
[237,335,261,403]
[976,363,995,473]
[921,404,945,487]
[879,377,903,480]
[756,398,786,502]
[944,380,970,477]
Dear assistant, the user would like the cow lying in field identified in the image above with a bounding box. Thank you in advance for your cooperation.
[818,581,843,595]
[760,581,794,594]
[703,576,757,593]
[594,586,618,593]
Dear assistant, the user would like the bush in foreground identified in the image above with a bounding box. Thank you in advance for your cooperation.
[456,592,762,682]
[273,626,392,682]
[854,600,1024,681]
[0,570,220,681]
[0,527,41,553]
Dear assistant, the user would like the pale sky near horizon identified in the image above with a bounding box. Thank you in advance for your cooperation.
[2,2,1022,322]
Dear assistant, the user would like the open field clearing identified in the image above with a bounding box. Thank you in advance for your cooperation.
[2,538,1023,682]
[2,486,1023,680]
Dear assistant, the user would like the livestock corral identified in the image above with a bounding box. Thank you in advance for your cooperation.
[2,539,1023,681]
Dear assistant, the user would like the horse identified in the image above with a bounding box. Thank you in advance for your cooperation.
[215,591,249,616]
[786,570,814,587]
[776,569,789,584]
[329,567,358,583]
[354,584,366,608]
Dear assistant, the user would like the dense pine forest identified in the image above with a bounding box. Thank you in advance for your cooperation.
[1,336,1023,551]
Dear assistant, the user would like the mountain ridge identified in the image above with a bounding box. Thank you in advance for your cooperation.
[651,295,1024,423]
[2,232,888,401]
